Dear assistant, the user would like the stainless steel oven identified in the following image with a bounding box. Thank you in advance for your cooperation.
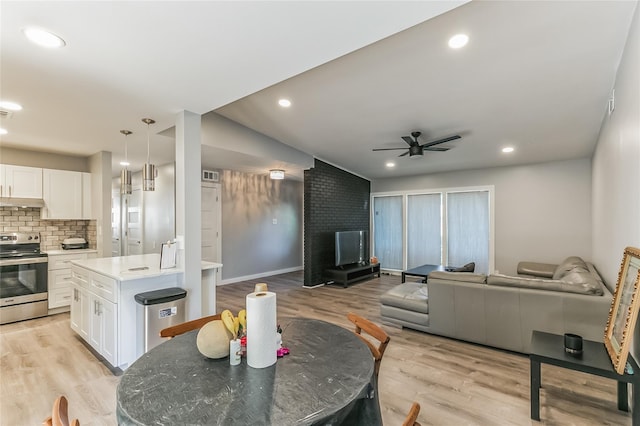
[0,232,48,325]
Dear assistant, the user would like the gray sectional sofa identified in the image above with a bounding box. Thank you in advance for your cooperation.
[380,256,613,353]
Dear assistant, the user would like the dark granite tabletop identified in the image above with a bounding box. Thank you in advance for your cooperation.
[116,317,382,425]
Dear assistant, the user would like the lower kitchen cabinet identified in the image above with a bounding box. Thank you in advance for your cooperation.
[70,285,89,340]
[89,292,117,366]
[47,250,97,311]
[69,255,186,370]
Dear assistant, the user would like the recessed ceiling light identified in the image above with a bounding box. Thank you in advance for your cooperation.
[0,128,8,135]
[0,101,23,111]
[120,161,130,166]
[385,162,395,168]
[278,99,291,108]
[448,34,469,49]
[22,27,66,48]
[502,147,515,153]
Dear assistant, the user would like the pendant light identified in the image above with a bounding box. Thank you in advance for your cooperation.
[141,118,156,191]
[120,130,133,195]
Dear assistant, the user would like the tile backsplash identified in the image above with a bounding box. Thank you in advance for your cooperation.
[0,207,96,251]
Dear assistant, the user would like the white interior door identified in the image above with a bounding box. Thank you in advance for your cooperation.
[202,183,221,280]
[126,187,143,256]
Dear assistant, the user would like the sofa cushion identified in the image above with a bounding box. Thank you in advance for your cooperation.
[428,271,487,284]
[552,256,589,280]
[380,283,429,314]
[487,273,603,295]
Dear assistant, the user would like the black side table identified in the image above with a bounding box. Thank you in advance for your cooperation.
[530,330,640,425]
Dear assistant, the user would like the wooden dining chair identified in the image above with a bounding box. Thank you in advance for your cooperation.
[402,402,421,426]
[346,312,390,376]
[42,395,80,426]
[159,314,221,338]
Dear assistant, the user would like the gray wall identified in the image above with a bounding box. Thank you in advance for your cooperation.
[372,158,592,275]
[221,170,303,281]
[592,4,640,354]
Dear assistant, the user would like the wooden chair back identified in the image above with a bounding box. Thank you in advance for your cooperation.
[42,395,80,426]
[346,312,390,376]
[159,314,221,338]
[402,402,421,426]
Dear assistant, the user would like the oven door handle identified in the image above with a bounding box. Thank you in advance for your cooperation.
[0,256,48,266]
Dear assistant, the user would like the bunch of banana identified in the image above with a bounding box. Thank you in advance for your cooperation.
[238,309,247,335]
[221,309,239,340]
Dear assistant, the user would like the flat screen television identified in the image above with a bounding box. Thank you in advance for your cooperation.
[335,230,368,267]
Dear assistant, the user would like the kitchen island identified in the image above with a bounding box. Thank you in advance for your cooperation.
[70,254,222,371]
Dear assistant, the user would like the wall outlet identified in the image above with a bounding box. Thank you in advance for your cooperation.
[272,218,277,225]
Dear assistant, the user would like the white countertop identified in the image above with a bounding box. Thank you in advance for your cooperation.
[45,249,98,255]
[71,254,222,281]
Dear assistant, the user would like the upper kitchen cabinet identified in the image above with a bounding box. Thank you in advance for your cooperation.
[42,169,92,220]
[0,164,43,199]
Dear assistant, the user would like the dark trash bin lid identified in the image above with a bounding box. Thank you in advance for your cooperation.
[135,287,187,305]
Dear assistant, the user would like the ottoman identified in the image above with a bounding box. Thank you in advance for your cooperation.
[380,282,430,332]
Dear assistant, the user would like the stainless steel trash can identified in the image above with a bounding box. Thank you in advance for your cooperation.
[134,287,187,353]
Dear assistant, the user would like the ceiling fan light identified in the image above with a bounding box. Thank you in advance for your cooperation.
[409,145,423,156]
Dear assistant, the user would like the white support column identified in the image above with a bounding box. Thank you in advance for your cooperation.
[175,111,203,320]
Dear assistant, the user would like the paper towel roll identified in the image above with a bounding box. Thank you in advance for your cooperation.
[246,291,277,368]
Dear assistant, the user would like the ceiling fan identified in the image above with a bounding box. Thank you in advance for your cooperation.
[372,131,461,157]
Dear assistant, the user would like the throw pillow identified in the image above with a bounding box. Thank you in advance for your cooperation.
[452,262,475,273]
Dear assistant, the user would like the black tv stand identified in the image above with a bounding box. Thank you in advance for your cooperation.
[325,263,381,288]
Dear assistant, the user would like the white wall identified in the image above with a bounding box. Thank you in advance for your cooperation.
[89,151,112,258]
[592,3,640,353]
[372,158,592,275]
[592,3,640,284]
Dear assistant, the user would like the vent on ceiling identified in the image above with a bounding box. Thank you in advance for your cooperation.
[202,170,219,182]
[0,110,13,118]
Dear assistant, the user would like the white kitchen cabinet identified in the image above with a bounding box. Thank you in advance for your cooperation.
[48,250,97,310]
[69,254,220,370]
[42,169,92,219]
[70,285,89,340]
[0,164,43,199]
[71,263,118,367]
[89,292,117,366]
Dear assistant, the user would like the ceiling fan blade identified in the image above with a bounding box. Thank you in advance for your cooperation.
[398,151,410,157]
[372,147,410,151]
[420,135,461,148]
[423,147,450,152]
[401,136,415,146]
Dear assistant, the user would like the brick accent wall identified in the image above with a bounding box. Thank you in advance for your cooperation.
[303,159,370,286]
[0,207,96,251]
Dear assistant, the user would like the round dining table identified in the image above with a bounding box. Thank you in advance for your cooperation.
[116,317,382,425]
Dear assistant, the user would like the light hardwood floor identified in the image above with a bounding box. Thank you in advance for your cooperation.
[0,271,631,425]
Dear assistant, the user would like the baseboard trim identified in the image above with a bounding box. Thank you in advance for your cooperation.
[218,266,303,286]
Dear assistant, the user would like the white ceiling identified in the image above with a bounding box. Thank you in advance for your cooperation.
[1,2,636,181]
[215,0,637,179]
[0,1,466,177]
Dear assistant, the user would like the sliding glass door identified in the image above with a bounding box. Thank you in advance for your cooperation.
[407,193,441,268]
[446,191,490,274]
[372,187,493,273]
[373,196,403,270]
